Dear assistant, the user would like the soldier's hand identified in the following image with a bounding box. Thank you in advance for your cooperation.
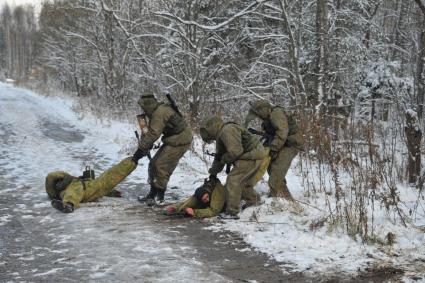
[166,206,176,215]
[184,207,194,217]
[270,150,278,160]
[132,148,147,163]
[209,174,218,182]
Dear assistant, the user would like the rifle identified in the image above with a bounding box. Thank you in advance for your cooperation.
[248,127,273,147]
[204,150,231,174]
[166,93,182,117]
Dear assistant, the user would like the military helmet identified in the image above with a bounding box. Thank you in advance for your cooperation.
[200,115,223,143]
[138,94,160,115]
[244,100,272,127]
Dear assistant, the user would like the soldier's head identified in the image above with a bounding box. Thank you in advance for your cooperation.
[138,94,160,115]
[200,115,223,144]
[194,184,212,203]
[244,100,272,126]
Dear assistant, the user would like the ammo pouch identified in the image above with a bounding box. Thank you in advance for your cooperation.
[163,112,187,137]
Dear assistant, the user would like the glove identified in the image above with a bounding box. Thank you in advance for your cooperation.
[132,148,147,163]
[184,207,194,217]
[270,150,278,160]
[209,174,218,182]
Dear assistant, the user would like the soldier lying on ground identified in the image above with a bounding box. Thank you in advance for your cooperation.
[135,94,193,206]
[199,116,269,219]
[165,178,225,218]
[45,156,139,213]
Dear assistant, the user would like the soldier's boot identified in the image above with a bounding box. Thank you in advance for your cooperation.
[218,212,240,220]
[280,179,295,201]
[155,189,166,206]
[138,186,158,205]
[107,189,122,198]
[51,199,74,213]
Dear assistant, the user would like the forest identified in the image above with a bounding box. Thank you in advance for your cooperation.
[1,0,424,251]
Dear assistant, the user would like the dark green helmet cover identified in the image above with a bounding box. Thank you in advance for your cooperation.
[138,94,160,115]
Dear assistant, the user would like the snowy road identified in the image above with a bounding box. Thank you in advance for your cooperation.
[0,84,297,282]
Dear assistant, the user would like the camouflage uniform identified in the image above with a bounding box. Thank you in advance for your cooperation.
[45,158,137,209]
[173,180,226,218]
[137,94,193,202]
[245,100,303,200]
[200,116,267,216]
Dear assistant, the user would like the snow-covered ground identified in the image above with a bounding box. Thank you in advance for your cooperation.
[1,83,423,281]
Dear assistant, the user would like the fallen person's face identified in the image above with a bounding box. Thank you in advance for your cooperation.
[201,193,209,203]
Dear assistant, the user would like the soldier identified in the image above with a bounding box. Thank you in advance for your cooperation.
[45,156,140,213]
[244,100,303,201]
[136,94,193,205]
[165,178,225,218]
[199,116,268,219]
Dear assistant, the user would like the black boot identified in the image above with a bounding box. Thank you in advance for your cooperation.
[156,189,166,206]
[51,199,74,213]
[138,186,158,204]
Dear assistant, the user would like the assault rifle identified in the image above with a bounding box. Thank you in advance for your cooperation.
[247,127,273,147]
[204,150,231,174]
[166,93,182,117]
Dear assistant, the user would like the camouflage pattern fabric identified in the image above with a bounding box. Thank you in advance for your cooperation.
[138,103,192,152]
[174,181,226,218]
[245,100,303,199]
[200,116,267,215]
[45,158,137,208]
[148,143,191,191]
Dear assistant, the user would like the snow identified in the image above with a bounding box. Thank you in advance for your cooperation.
[0,82,424,280]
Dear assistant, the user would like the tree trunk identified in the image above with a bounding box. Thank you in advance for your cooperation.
[405,110,422,183]
[315,0,328,114]
[415,0,425,122]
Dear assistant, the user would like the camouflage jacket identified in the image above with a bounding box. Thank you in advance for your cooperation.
[175,182,226,218]
[139,104,193,151]
[210,123,267,175]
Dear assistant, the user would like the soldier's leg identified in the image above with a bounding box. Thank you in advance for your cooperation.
[226,160,258,215]
[150,144,190,192]
[241,159,263,206]
[268,146,298,199]
[84,158,137,202]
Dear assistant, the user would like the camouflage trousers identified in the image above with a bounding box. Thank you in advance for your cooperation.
[61,158,136,207]
[225,158,266,215]
[148,143,190,191]
[268,146,299,199]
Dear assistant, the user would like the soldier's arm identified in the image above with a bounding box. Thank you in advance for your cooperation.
[45,171,75,200]
[193,186,225,218]
[175,196,201,213]
[139,110,169,152]
[270,109,289,151]
[220,125,244,164]
[209,143,225,175]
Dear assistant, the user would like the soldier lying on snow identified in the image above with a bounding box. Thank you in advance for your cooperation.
[165,178,225,218]
[45,156,139,213]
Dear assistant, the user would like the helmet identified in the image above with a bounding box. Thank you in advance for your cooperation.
[199,115,223,143]
[138,94,160,115]
[249,100,272,120]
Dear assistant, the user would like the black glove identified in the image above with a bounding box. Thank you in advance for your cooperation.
[209,174,218,183]
[132,148,147,163]
[270,150,278,160]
